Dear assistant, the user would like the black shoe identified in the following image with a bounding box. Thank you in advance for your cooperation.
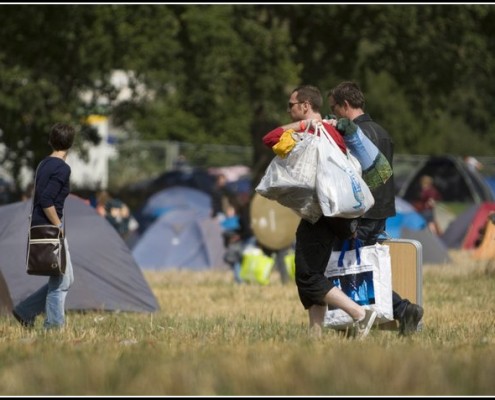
[399,304,424,336]
[12,310,34,328]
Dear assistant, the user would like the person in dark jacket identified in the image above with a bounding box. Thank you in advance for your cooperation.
[13,122,76,329]
[327,81,424,336]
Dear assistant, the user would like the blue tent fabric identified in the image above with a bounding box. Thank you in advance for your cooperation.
[383,197,449,264]
[385,197,427,239]
[136,186,212,233]
[132,208,225,270]
[142,186,211,218]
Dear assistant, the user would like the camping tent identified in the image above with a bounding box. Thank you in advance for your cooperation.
[141,186,211,219]
[385,197,451,264]
[0,196,159,313]
[441,202,495,249]
[132,208,226,270]
[134,186,212,235]
[120,167,216,212]
[398,155,494,204]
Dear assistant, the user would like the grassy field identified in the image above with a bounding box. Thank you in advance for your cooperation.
[0,250,494,396]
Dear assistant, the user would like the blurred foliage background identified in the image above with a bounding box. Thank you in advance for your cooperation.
[1,4,495,194]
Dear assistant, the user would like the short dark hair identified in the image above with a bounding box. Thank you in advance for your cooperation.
[292,85,323,112]
[48,123,75,151]
[328,81,365,109]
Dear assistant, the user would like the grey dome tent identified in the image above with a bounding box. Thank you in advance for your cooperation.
[398,155,494,204]
[132,208,225,270]
[0,195,159,313]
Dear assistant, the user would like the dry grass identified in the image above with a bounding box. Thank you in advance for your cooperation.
[0,250,494,396]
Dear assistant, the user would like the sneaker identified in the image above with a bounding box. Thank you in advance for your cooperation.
[353,309,377,340]
[399,303,424,336]
[12,310,34,328]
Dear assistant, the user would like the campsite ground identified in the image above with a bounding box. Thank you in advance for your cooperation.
[0,250,494,396]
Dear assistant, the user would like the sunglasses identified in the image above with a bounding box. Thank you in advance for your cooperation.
[287,101,304,110]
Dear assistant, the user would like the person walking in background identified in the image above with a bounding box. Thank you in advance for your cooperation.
[464,155,483,173]
[416,174,442,236]
[95,190,137,240]
[327,81,424,336]
[262,85,377,339]
[210,173,238,220]
[222,196,254,284]
[13,123,76,329]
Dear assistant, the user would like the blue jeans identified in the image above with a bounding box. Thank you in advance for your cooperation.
[15,238,74,329]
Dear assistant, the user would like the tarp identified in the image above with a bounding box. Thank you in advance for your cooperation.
[0,196,159,313]
[132,208,225,270]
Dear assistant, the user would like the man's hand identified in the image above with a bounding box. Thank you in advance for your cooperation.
[336,118,358,136]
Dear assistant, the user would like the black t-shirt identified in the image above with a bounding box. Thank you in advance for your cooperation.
[31,157,71,226]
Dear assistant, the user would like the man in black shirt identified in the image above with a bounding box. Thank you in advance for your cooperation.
[328,81,424,336]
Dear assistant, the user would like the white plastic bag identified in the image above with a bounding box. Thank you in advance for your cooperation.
[255,130,322,223]
[323,240,393,330]
[315,123,375,218]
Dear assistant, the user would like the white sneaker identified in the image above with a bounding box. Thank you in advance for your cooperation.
[353,309,377,340]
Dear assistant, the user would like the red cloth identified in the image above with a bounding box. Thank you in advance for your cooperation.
[262,122,347,154]
[417,186,442,211]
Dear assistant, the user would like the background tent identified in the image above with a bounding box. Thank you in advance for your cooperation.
[0,196,159,313]
[139,186,211,224]
[132,208,225,270]
[385,197,427,239]
[400,227,451,264]
[398,155,494,204]
[120,167,215,211]
[441,202,495,249]
[385,197,451,264]
[128,185,214,248]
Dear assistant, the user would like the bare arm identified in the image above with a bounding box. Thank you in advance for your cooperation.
[43,206,63,230]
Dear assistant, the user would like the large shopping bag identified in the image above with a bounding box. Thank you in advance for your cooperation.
[256,130,322,223]
[239,246,275,285]
[323,239,393,330]
[315,123,375,218]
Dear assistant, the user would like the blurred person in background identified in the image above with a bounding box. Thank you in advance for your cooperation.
[415,174,442,236]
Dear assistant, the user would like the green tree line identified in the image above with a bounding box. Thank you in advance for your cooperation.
[1,4,494,192]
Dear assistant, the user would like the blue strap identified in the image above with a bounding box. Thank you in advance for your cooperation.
[338,238,362,267]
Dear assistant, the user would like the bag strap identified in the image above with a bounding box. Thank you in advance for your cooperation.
[338,238,362,267]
